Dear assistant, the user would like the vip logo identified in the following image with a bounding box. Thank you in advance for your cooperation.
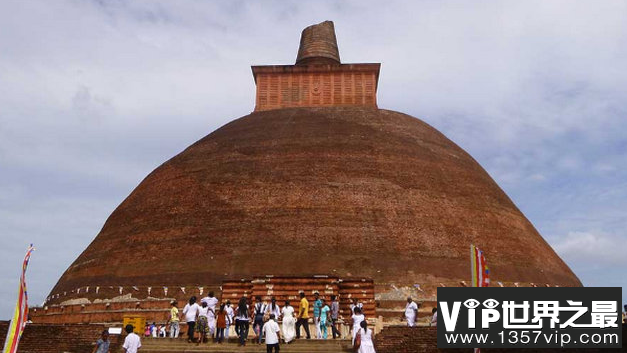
[437,287,622,349]
[441,298,501,331]
[440,298,619,332]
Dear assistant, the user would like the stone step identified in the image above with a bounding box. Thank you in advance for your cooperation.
[141,346,352,353]
[142,342,350,349]
[142,339,350,346]
[141,337,351,341]
[138,340,352,353]
[141,347,350,351]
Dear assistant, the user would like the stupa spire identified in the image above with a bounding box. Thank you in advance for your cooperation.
[251,21,380,111]
[296,20,341,65]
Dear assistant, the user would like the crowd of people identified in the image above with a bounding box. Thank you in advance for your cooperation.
[96,293,437,353]
[158,291,380,352]
[96,298,627,353]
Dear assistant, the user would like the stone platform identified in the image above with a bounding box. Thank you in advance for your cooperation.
[140,338,352,353]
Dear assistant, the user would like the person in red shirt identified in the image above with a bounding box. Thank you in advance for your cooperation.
[215,303,228,343]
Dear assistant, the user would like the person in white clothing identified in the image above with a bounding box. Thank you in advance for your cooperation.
[123,324,142,353]
[356,320,376,353]
[281,300,296,344]
[196,302,211,344]
[262,314,282,353]
[235,297,250,347]
[201,292,218,340]
[182,296,201,343]
[201,292,219,309]
[430,307,437,327]
[350,298,363,315]
[350,307,365,346]
[224,300,234,342]
[266,297,281,322]
[403,297,418,327]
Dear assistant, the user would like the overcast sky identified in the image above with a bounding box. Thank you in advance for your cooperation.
[1,0,626,319]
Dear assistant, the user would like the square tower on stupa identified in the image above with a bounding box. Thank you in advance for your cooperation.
[252,21,380,111]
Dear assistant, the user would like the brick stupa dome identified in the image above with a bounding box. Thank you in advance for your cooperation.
[39,21,580,324]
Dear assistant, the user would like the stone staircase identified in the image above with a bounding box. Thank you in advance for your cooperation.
[139,337,353,353]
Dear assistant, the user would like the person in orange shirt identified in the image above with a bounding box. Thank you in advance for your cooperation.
[295,292,311,339]
[215,303,228,344]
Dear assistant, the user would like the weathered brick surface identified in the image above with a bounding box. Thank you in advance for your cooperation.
[254,20,378,111]
[48,106,580,294]
[252,65,379,111]
[34,276,376,324]
[375,326,627,353]
[45,106,581,326]
[296,20,340,65]
[0,321,120,353]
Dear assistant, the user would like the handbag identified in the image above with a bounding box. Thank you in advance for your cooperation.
[353,332,361,351]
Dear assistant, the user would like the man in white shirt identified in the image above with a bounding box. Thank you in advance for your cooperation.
[404,297,419,327]
[262,314,281,353]
[201,291,219,311]
[122,324,141,353]
[201,291,219,339]
[430,307,437,327]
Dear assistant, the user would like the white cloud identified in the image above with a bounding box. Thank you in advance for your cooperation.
[552,231,627,266]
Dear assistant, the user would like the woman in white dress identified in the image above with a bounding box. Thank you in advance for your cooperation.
[357,320,376,353]
[351,307,365,346]
[281,300,296,343]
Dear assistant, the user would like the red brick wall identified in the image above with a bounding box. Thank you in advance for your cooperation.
[0,321,121,353]
[374,326,627,353]
[252,64,379,111]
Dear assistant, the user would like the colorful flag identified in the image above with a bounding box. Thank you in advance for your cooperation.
[2,244,35,353]
[470,244,490,287]
[470,245,488,353]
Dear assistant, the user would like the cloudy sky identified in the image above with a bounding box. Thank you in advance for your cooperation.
[1,0,626,319]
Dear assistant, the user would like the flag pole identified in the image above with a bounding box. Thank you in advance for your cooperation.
[2,244,35,353]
